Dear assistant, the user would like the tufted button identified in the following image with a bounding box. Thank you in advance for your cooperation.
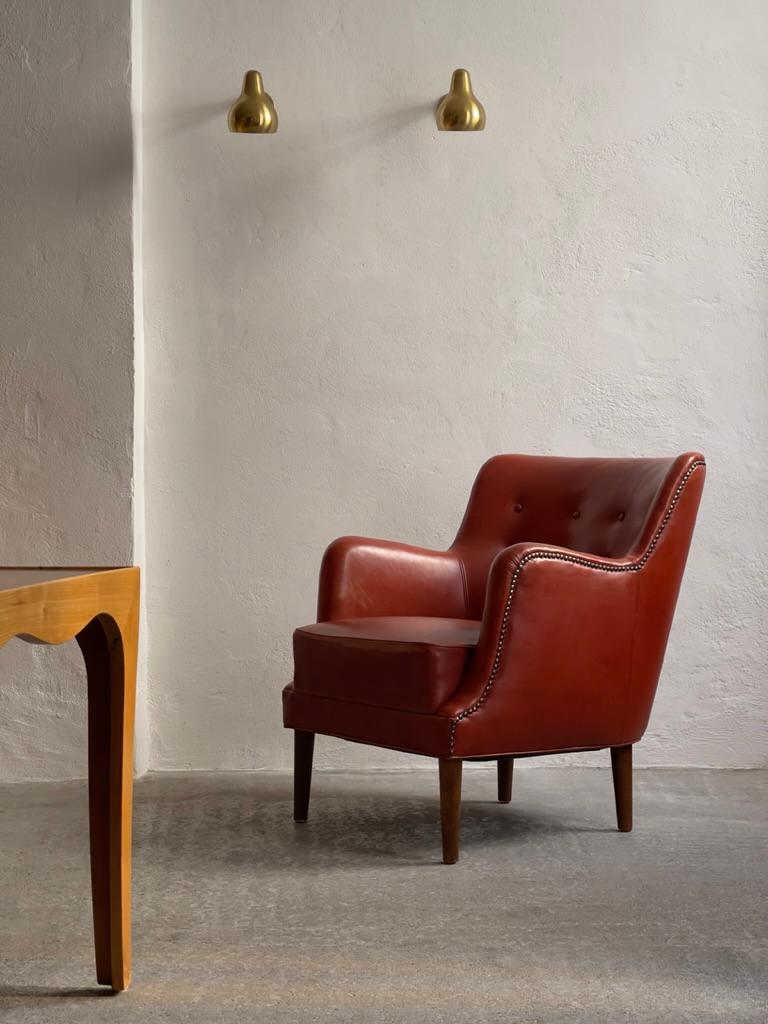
[617,511,626,521]
[513,503,523,513]
[571,511,580,520]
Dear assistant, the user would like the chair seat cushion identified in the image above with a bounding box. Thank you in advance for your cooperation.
[292,616,481,714]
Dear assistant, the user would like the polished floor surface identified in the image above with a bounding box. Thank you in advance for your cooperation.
[1,768,766,1023]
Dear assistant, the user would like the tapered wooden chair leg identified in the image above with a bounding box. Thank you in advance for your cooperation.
[611,744,633,832]
[294,730,315,822]
[497,758,514,803]
[439,759,463,864]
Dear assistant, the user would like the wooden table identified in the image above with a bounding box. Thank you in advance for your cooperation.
[0,567,140,992]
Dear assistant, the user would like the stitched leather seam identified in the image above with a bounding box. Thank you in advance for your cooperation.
[458,557,470,618]
[621,573,643,740]
[449,460,705,755]
[288,686,455,718]
[297,632,478,649]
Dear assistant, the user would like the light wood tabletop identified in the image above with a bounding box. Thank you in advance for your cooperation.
[0,566,140,992]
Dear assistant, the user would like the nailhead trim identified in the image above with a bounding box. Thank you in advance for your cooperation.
[449,460,705,754]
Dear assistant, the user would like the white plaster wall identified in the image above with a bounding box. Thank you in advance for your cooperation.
[0,1,139,781]
[143,0,768,770]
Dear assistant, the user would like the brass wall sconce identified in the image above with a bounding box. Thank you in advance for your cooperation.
[228,70,278,133]
[436,69,485,131]
[227,67,487,135]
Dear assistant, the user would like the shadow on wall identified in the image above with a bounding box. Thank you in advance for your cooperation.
[143,99,434,232]
[11,95,430,222]
[143,100,232,145]
[6,124,133,210]
[143,97,432,149]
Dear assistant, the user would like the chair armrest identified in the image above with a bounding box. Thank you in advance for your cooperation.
[317,536,467,621]
[441,542,642,755]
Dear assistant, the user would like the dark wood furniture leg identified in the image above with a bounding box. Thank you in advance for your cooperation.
[293,730,315,822]
[610,744,633,832]
[439,759,463,864]
[497,758,514,803]
[77,612,135,992]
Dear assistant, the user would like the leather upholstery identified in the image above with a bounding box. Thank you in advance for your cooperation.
[317,538,466,621]
[283,453,705,760]
[294,617,481,714]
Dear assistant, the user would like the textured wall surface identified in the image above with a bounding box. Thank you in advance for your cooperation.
[0,1,135,780]
[142,0,768,770]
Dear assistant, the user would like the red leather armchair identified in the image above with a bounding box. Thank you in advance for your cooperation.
[283,453,705,862]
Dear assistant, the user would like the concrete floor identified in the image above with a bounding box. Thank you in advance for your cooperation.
[0,768,765,1023]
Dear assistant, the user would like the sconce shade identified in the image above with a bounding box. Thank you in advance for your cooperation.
[228,70,278,133]
[436,69,485,131]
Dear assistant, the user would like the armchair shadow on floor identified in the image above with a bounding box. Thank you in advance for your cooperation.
[283,453,705,863]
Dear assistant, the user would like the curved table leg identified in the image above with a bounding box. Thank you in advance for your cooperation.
[77,611,137,992]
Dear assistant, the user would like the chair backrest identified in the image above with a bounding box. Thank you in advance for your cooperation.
[451,453,705,618]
